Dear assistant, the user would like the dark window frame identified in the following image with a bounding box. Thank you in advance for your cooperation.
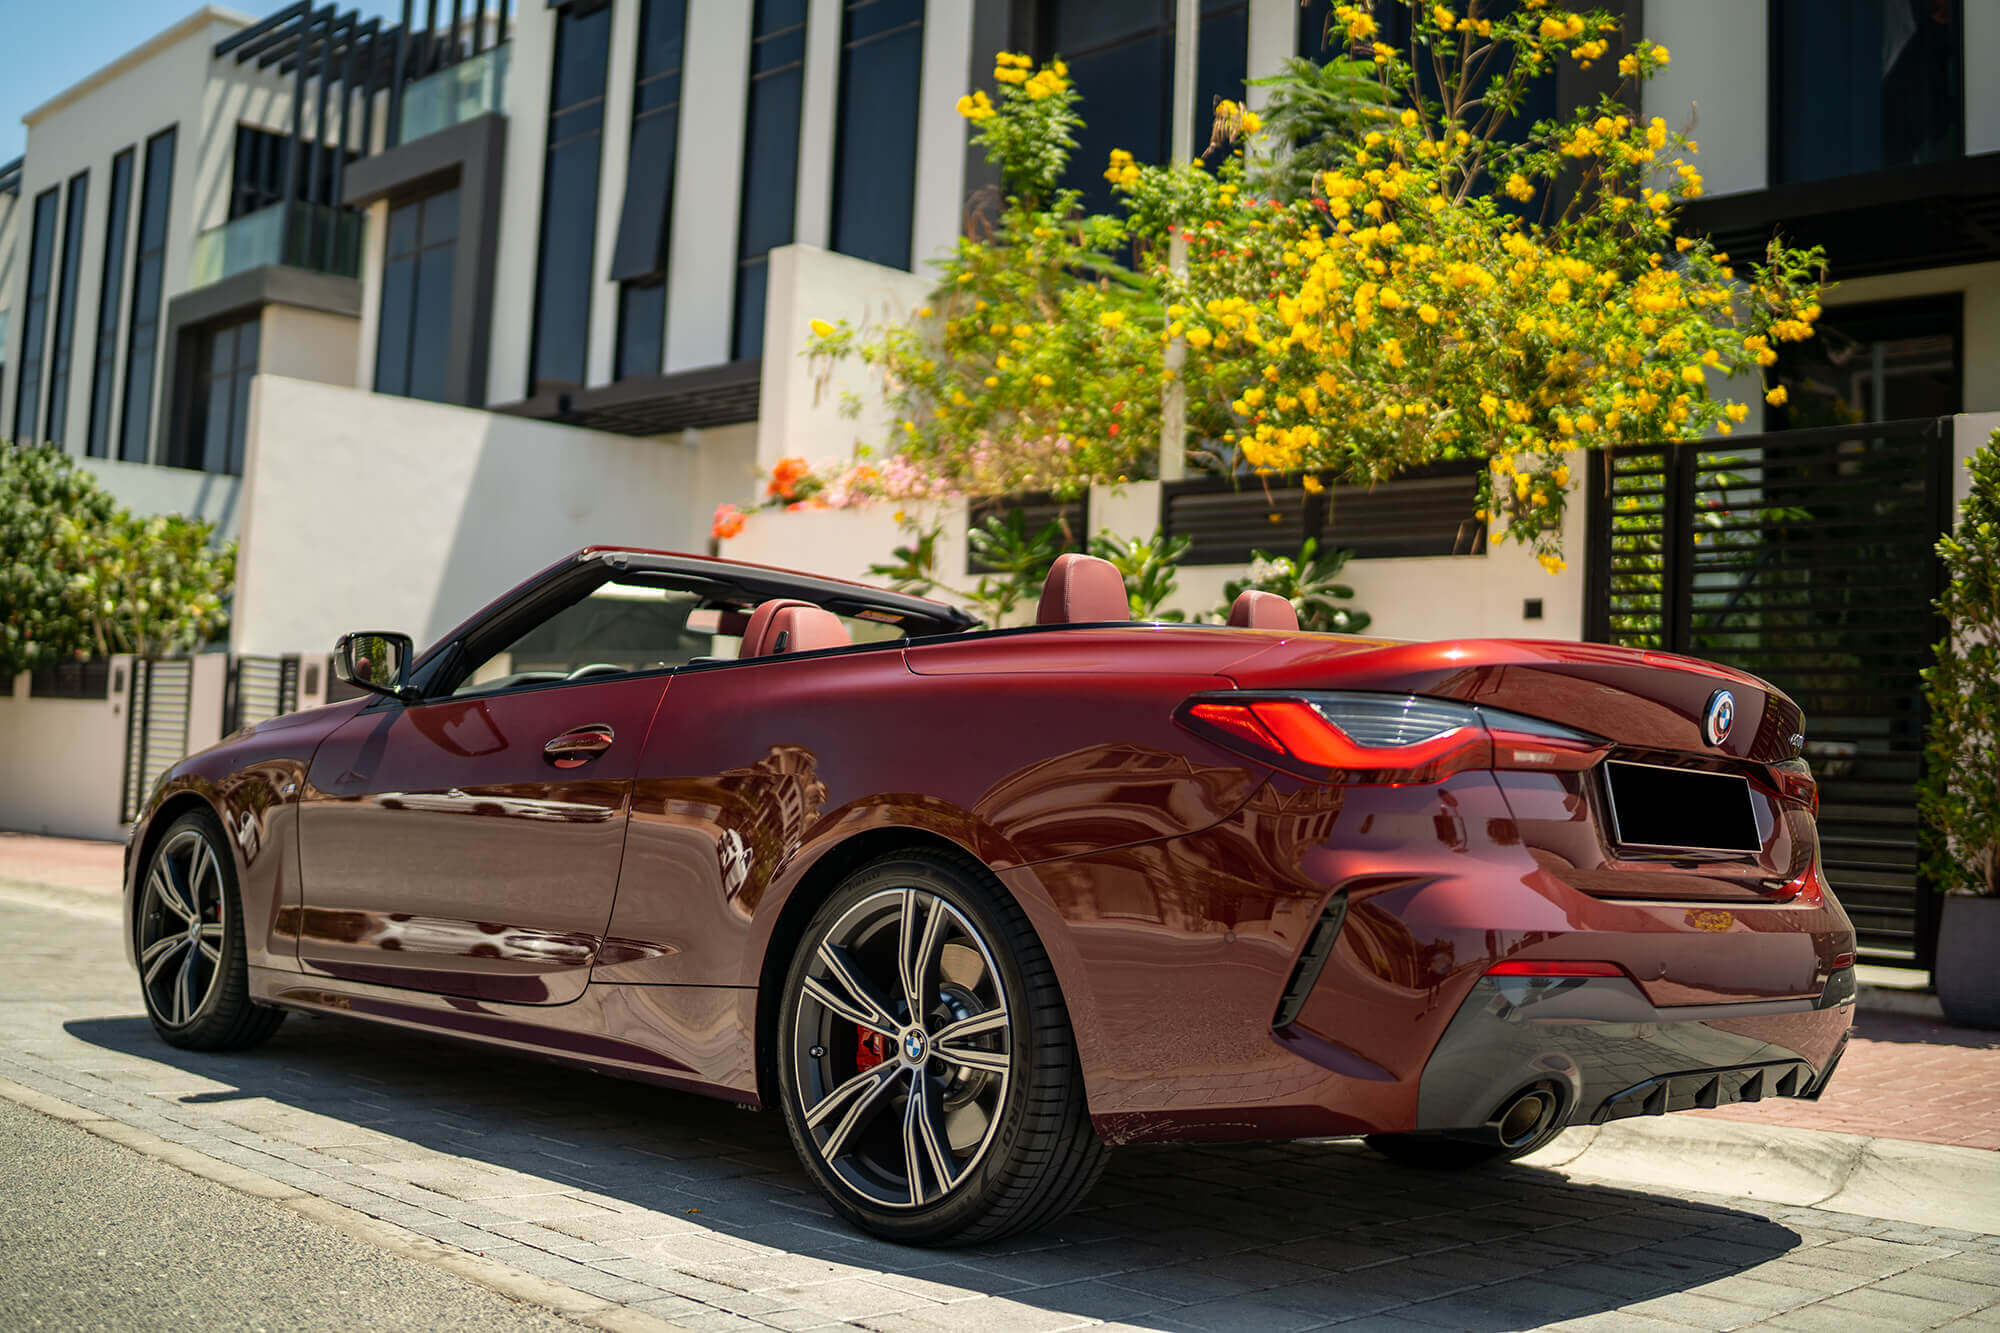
[527,2,613,396]
[119,126,178,464]
[1767,293,1963,432]
[87,147,136,459]
[611,0,690,380]
[12,186,60,443]
[44,170,90,445]
[731,0,809,363]
[171,312,261,475]
[1768,0,1965,187]
[375,183,461,402]
[829,0,925,271]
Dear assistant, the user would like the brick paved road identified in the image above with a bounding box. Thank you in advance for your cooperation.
[4,890,1999,1331]
[1697,1013,2000,1152]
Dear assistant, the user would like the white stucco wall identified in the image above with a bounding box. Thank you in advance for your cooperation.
[1957,411,2000,513]
[231,374,699,655]
[756,243,933,469]
[664,1,755,375]
[80,454,244,540]
[1641,0,1768,199]
[260,304,358,387]
[1969,0,2000,157]
[0,660,135,840]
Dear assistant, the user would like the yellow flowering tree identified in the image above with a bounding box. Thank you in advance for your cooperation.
[806,3,1827,569]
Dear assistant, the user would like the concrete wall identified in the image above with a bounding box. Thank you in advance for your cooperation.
[80,455,244,542]
[755,243,934,471]
[726,470,1590,642]
[0,661,135,840]
[259,304,359,388]
[1957,410,2000,513]
[231,374,700,655]
[1641,0,1768,198]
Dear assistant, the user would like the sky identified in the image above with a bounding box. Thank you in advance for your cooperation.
[2,0,414,164]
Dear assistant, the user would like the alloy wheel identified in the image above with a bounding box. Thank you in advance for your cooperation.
[790,887,1013,1209]
[138,828,228,1027]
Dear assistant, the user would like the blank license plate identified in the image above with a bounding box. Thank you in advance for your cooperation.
[1603,761,1762,853]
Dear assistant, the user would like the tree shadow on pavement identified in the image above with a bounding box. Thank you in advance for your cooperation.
[66,1011,1805,1332]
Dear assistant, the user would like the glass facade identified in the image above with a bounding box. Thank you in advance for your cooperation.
[175,315,261,474]
[732,0,807,362]
[120,126,178,463]
[1773,0,1963,185]
[830,0,923,270]
[528,2,612,394]
[376,186,460,402]
[611,0,689,380]
[87,148,135,459]
[43,171,90,445]
[11,187,59,443]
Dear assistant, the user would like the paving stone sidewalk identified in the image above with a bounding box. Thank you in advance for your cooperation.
[4,890,2000,1332]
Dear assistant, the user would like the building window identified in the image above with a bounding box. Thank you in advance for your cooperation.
[610,0,689,380]
[528,2,612,395]
[174,315,260,475]
[1769,296,1960,430]
[44,171,90,446]
[1048,1,1171,218]
[830,0,923,271]
[732,0,808,363]
[120,126,178,464]
[87,148,135,459]
[11,187,59,443]
[1772,0,1962,186]
[376,186,459,401]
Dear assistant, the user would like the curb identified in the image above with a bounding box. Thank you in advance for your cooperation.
[0,1075,697,1333]
[1523,1115,2000,1234]
[1855,983,1947,1021]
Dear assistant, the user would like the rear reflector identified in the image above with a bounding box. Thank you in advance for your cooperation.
[1487,959,1629,978]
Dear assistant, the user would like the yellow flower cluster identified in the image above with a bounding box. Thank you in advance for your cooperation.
[955,89,995,122]
[1104,149,1140,188]
[991,51,1032,83]
[1334,3,1376,42]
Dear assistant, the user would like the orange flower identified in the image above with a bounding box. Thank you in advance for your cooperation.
[766,456,811,500]
[711,503,746,540]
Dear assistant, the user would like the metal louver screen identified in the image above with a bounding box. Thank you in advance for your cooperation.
[1162,465,1484,565]
[122,658,194,824]
[1588,419,1951,967]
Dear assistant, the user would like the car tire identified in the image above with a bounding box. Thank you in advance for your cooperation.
[135,809,285,1052]
[776,847,1107,1245]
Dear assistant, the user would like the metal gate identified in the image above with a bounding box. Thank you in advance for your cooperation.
[1586,418,1953,968]
[121,658,195,824]
[226,654,300,733]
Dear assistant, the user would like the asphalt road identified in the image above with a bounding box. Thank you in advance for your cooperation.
[0,1096,588,1333]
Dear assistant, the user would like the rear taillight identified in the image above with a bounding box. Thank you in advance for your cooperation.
[1176,692,1610,785]
[1773,859,1829,905]
[1771,758,1819,815]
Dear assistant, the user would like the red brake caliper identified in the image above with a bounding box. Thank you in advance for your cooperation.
[854,1030,891,1072]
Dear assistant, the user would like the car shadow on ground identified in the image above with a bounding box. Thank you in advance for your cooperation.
[66,1011,1805,1331]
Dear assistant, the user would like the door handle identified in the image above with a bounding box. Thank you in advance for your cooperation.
[544,724,615,768]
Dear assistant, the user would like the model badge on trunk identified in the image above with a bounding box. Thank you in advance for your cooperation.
[1704,689,1736,746]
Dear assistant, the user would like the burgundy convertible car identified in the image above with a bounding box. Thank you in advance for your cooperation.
[125,546,1855,1243]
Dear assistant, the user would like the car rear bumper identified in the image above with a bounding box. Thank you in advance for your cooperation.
[1411,967,1854,1137]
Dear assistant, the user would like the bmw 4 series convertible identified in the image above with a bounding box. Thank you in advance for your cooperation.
[125,546,1855,1244]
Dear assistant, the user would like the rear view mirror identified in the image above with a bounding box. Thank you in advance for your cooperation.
[333,630,417,702]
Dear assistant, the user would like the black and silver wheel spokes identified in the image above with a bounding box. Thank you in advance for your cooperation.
[138,829,227,1027]
[793,888,1013,1209]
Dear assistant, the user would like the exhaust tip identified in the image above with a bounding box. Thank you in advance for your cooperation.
[1494,1086,1560,1148]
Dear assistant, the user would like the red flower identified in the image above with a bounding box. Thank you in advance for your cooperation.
[766,456,811,500]
[712,504,746,540]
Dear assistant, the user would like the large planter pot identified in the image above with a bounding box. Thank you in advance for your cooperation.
[1937,895,2000,1030]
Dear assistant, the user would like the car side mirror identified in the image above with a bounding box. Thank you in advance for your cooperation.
[333,630,419,703]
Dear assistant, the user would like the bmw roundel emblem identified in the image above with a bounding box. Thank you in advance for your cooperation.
[1703,690,1736,747]
[904,1030,927,1062]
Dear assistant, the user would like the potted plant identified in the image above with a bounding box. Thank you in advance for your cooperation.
[1919,428,2000,1028]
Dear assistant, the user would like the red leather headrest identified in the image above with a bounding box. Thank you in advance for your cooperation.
[1036,553,1132,625]
[741,599,814,657]
[766,606,852,655]
[1228,589,1299,631]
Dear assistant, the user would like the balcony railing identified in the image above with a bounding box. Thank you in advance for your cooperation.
[399,42,510,145]
[188,201,363,288]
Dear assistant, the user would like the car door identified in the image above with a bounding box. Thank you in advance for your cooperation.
[297,675,670,1003]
